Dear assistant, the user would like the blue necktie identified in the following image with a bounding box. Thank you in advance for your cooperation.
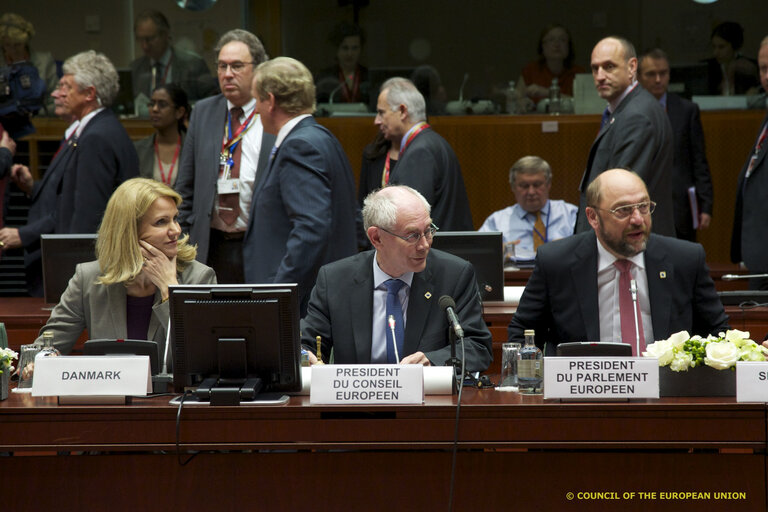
[384,279,405,364]
[600,107,611,130]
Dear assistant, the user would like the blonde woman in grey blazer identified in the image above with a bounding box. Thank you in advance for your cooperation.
[37,178,216,361]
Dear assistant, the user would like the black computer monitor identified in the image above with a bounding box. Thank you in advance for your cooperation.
[431,231,504,301]
[170,283,302,405]
[41,234,98,304]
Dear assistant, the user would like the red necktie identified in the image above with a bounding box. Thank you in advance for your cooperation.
[218,107,243,225]
[746,123,768,178]
[615,259,644,356]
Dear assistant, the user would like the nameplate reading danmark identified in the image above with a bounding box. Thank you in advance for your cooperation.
[736,362,768,402]
[310,364,424,405]
[31,355,152,397]
[543,357,659,400]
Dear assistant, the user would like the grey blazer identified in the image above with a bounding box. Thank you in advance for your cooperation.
[175,94,275,263]
[37,260,216,362]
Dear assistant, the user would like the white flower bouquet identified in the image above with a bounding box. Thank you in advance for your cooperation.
[0,347,18,375]
[643,329,768,372]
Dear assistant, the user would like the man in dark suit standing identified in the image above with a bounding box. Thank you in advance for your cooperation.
[509,169,728,355]
[373,77,474,231]
[575,36,675,237]
[246,57,360,314]
[0,50,139,296]
[175,29,275,283]
[638,48,714,242]
[301,185,492,371]
[731,36,768,290]
[131,9,217,102]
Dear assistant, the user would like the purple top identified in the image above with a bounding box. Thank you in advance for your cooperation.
[126,294,155,340]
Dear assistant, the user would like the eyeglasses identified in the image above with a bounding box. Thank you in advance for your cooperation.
[379,223,439,244]
[216,61,253,74]
[147,99,172,109]
[593,201,656,220]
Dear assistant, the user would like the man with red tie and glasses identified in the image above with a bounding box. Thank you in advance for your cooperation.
[509,168,728,356]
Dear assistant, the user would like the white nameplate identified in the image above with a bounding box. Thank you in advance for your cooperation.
[736,362,768,402]
[299,365,452,396]
[31,356,152,397]
[310,364,424,404]
[543,357,659,400]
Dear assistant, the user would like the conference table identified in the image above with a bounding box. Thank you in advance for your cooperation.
[2,385,766,511]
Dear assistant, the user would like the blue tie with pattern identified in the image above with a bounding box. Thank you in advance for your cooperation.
[384,279,405,363]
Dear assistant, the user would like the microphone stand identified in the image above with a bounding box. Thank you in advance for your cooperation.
[630,279,640,357]
[445,328,462,393]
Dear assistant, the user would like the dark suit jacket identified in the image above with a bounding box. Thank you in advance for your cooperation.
[175,94,275,263]
[130,48,218,101]
[666,93,714,241]
[19,109,139,293]
[300,249,493,372]
[243,116,361,314]
[391,128,474,231]
[731,112,768,272]
[0,147,10,177]
[576,86,675,236]
[508,231,729,352]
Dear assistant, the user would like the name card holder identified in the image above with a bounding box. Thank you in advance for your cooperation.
[544,357,659,401]
[32,355,152,404]
[310,364,424,404]
[736,362,768,402]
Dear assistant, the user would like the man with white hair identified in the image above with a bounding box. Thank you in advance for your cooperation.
[374,77,473,230]
[301,185,492,371]
[0,50,139,295]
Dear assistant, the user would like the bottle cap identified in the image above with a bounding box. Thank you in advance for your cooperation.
[524,329,535,336]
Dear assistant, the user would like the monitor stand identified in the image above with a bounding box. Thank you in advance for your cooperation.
[169,376,290,406]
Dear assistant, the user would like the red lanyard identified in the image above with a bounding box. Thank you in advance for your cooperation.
[154,135,181,185]
[399,122,430,156]
[382,152,392,186]
[338,66,361,102]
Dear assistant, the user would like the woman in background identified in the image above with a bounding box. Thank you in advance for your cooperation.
[518,23,584,105]
[36,178,216,362]
[705,21,759,96]
[315,22,370,105]
[133,84,190,187]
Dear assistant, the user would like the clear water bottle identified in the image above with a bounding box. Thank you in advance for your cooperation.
[38,331,61,358]
[518,329,543,394]
[505,80,520,114]
[548,78,561,115]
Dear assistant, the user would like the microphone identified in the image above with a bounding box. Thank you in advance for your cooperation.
[630,279,640,357]
[328,83,344,105]
[458,73,469,103]
[722,273,768,281]
[388,314,400,363]
[439,295,464,339]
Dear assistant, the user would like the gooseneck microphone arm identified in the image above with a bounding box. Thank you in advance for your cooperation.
[722,273,768,280]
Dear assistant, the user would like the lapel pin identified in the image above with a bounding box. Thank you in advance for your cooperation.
[659,271,667,279]
[424,292,432,299]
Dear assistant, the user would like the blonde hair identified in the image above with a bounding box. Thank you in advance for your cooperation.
[253,57,316,115]
[96,178,195,285]
[0,13,34,45]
